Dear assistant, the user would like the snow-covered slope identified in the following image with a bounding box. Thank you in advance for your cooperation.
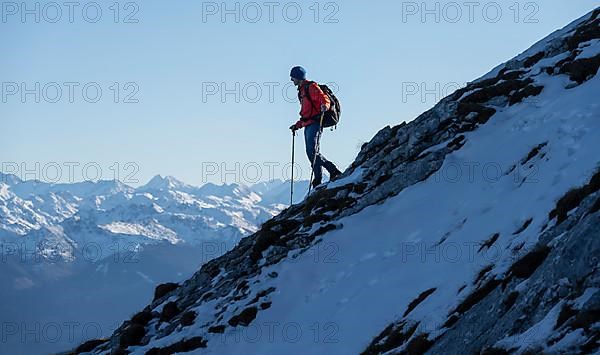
[73,8,600,355]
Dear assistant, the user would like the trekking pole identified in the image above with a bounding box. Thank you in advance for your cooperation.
[290,130,295,206]
[308,167,314,196]
[307,113,325,197]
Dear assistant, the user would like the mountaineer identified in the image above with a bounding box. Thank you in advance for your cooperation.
[289,66,342,189]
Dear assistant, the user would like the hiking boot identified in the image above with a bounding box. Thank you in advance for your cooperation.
[311,178,322,189]
[329,168,342,181]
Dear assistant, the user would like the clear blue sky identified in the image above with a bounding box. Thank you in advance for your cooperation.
[1,1,597,186]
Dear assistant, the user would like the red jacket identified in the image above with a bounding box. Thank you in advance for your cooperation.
[296,81,331,127]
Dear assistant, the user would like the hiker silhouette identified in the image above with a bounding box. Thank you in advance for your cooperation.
[289,66,342,190]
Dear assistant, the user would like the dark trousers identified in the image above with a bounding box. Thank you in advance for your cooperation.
[304,121,338,182]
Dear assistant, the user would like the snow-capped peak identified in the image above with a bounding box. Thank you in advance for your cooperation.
[140,174,190,192]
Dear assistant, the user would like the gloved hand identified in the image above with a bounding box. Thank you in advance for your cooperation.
[290,120,304,131]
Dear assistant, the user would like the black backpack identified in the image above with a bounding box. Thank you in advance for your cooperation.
[300,81,341,128]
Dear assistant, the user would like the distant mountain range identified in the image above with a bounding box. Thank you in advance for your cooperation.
[0,172,308,264]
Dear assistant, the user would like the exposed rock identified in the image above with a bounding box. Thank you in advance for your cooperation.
[560,54,600,84]
[549,169,600,224]
[180,310,197,327]
[145,336,207,355]
[153,283,179,302]
[119,323,145,348]
[72,338,108,354]
[403,288,436,317]
[160,302,180,322]
[208,325,226,334]
[228,306,258,327]
[131,309,153,326]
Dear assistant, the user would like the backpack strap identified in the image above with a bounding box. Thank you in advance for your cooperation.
[301,81,319,115]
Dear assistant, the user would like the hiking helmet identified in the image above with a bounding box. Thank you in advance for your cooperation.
[290,66,306,80]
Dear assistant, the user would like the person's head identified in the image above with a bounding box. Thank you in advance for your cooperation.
[290,66,306,86]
